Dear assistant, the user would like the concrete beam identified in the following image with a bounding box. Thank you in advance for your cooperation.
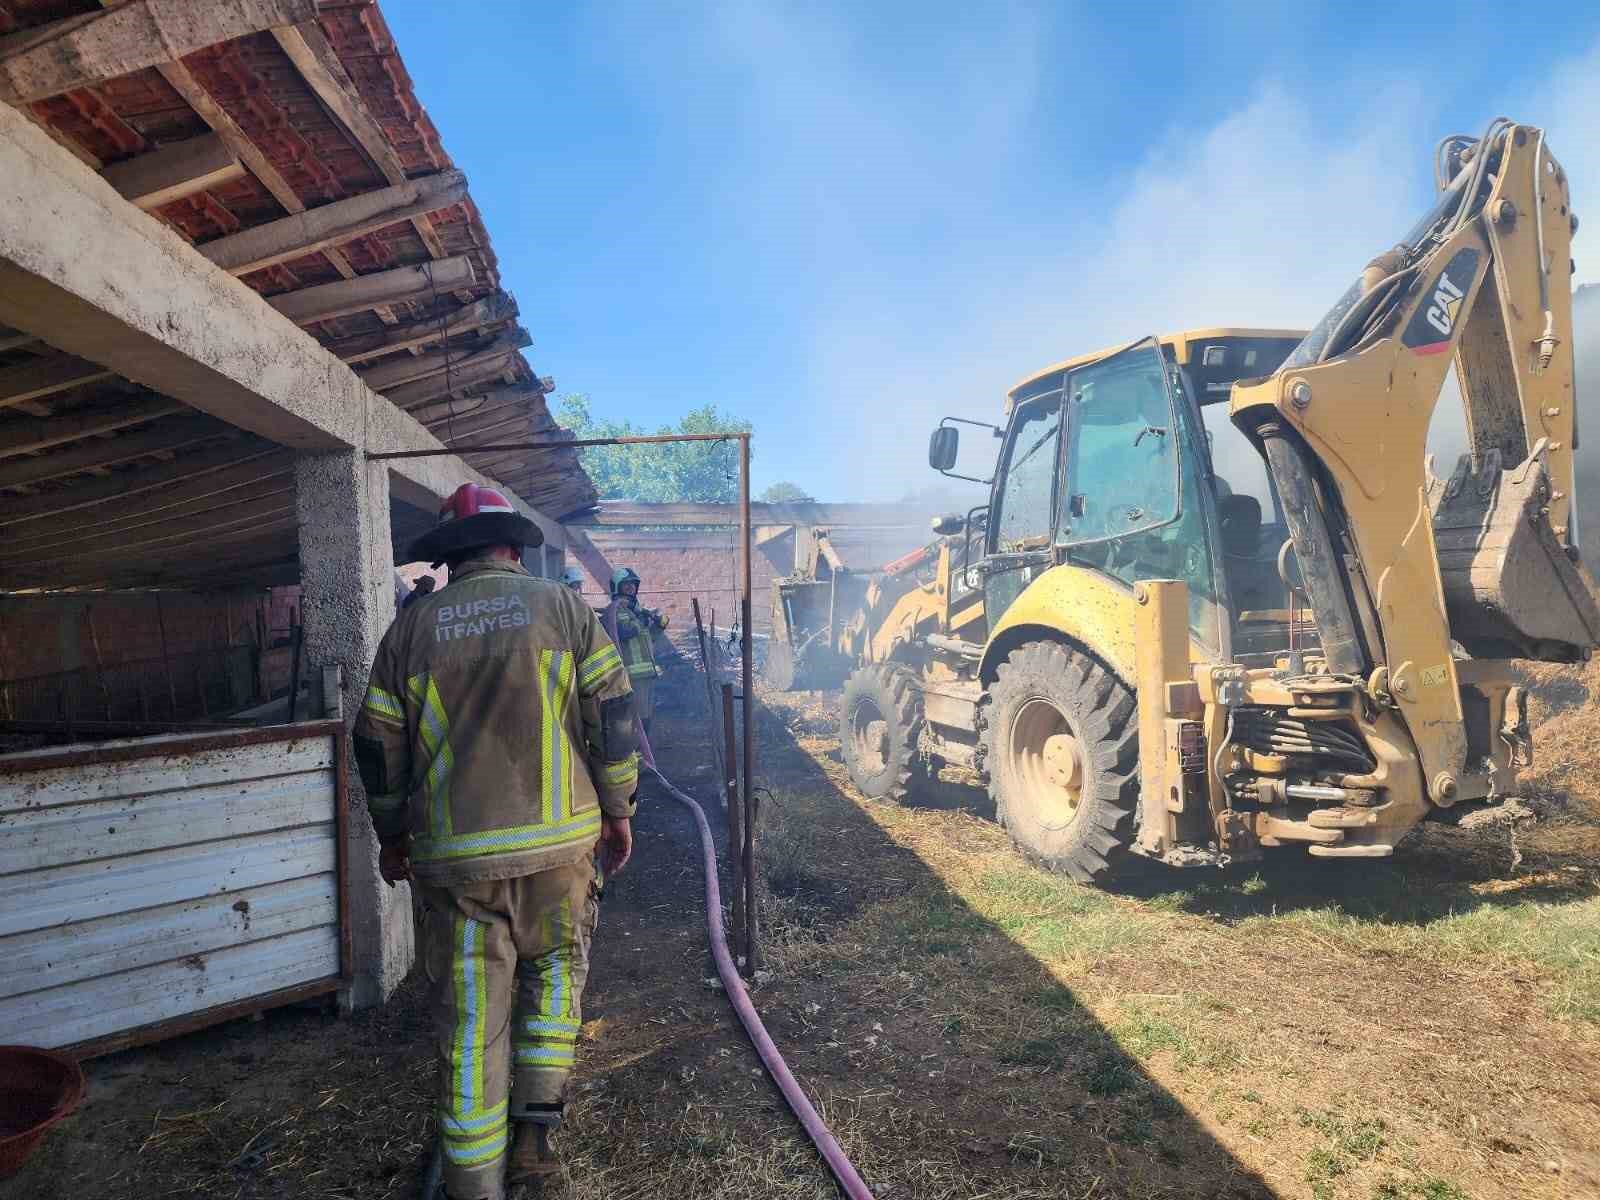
[358,326,530,393]
[0,415,228,489]
[0,393,184,458]
[324,293,515,365]
[0,0,315,104]
[0,101,367,449]
[99,133,244,211]
[0,105,565,572]
[267,255,475,325]
[199,170,468,276]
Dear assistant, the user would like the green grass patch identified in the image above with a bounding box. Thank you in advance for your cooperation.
[1243,892,1600,1024]
[1372,1176,1470,1200]
[967,866,1152,966]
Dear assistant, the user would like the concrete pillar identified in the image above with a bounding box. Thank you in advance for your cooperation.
[294,449,413,1008]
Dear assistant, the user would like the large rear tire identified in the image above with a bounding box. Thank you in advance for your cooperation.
[984,641,1137,883]
[839,665,925,802]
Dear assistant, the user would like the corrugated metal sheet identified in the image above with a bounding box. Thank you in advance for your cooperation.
[0,723,348,1054]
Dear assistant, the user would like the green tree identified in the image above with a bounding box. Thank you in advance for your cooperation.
[557,394,753,503]
[758,481,813,503]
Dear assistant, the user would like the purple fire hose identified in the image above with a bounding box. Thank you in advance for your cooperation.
[640,752,875,1200]
[606,602,873,1198]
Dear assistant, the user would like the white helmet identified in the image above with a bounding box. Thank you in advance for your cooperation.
[560,566,585,591]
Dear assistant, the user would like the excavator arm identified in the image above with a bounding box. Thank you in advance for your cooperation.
[1230,119,1598,807]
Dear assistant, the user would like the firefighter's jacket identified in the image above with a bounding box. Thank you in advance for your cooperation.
[610,599,664,682]
[354,559,639,886]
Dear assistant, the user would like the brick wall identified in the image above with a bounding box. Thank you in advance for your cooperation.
[571,525,929,634]
[0,590,282,724]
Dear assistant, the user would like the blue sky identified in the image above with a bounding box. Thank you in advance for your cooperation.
[384,1,1600,502]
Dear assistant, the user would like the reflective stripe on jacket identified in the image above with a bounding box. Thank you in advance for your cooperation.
[355,559,638,885]
[611,601,662,681]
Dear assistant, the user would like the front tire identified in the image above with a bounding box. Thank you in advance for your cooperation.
[984,642,1137,883]
[839,665,925,802]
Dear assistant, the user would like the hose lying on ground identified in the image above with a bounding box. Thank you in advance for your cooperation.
[638,731,876,1199]
[603,603,873,1197]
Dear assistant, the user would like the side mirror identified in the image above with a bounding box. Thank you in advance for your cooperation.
[930,513,965,536]
[928,426,960,471]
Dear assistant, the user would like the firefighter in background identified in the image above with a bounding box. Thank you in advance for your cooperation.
[605,567,668,737]
[354,484,639,1200]
[559,566,585,594]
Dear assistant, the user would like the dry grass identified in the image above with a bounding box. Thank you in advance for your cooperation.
[745,678,1600,1200]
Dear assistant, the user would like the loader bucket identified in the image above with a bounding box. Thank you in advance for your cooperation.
[1431,447,1600,662]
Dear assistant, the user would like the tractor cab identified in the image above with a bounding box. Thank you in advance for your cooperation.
[930,328,1307,663]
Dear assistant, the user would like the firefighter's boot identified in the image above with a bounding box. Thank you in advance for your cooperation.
[508,1110,570,1199]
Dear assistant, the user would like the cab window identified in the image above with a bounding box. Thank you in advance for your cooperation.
[991,395,1062,553]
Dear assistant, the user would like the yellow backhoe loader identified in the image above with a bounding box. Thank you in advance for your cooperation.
[838,118,1596,881]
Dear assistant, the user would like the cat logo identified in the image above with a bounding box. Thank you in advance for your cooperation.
[1401,247,1480,355]
[1425,271,1466,337]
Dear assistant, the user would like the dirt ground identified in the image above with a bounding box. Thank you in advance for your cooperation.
[7,657,1599,1200]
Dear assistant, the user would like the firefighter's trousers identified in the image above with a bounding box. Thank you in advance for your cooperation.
[420,860,599,1200]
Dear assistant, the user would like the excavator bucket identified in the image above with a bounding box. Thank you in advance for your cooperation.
[1430,446,1600,662]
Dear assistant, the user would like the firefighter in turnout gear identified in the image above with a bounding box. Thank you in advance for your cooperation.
[604,567,668,737]
[353,484,639,1200]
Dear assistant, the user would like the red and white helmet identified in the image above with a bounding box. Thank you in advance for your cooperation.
[406,482,540,566]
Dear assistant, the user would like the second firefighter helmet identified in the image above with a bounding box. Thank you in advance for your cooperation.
[560,566,585,591]
[609,566,641,597]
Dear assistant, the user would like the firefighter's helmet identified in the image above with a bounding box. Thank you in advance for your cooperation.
[405,483,540,567]
[609,567,642,597]
[560,566,585,591]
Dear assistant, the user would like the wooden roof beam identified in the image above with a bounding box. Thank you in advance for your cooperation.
[0,441,283,529]
[322,292,515,365]
[199,169,468,276]
[144,50,383,315]
[358,326,530,392]
[0,0,315,104]
[0,354,116,415]
[0,326,36,354]
[99,132,244,211]
[271,21,450,262]
[408,384,547,428]
[409,387,553,428]
[0,393,184,459]
[0,415,225,489]
[0,486,294,562]
[423,408,543,445]
[6,522,300,588]
[387,350,523,411]
[268,254,475,324]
